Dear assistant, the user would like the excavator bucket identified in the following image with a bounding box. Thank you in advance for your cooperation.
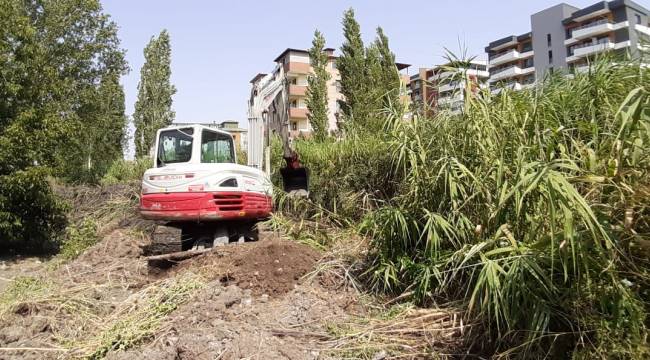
[280,166,309,196]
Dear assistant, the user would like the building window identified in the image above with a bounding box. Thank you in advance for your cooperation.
[290,78,297,85]
[635,14,642,24]
[291,122,297,131]
[523,58,534,68]
[548,50,553,64]
[547,34,552,47]
[290,100,297,108]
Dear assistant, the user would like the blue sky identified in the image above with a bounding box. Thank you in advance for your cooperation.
[103,0,603,128]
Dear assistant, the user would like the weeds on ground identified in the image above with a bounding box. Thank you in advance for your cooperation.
[58,218,98,261]
[0,276,49,316]
[320,302,464,359]
[77,273,205,358]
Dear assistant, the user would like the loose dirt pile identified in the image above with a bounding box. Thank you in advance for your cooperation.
[172,233,320,297]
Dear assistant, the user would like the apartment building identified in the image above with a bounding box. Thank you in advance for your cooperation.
[268,48,341,138]
[252,48,411,138]
[485,32,537,92]
[407,68,435,113]
[431,60,489,112]
[486,0,650,90]
[564,0,650,72]
[408,60,489,114]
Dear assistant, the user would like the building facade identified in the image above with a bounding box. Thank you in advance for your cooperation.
[252,48,411,138]
[486,0,650,90]
[408,60,489,115]
[171,121,247,152]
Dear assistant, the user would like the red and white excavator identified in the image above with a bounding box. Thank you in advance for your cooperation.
[139,63,308,256]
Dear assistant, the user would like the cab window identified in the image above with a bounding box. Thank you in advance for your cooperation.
[157,128,193,167]
[201,130,234,163]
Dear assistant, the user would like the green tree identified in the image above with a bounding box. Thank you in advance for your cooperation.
[337,8,371,131]
[0,0,127,250]
[373,27,401,108]
[81,72,128,179]
[133,30,176,158]
[306,30,330,141]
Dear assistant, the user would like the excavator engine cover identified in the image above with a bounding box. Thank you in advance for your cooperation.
[280,166,309,195]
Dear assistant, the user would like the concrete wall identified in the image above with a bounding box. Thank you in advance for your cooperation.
[624,5,650,54]
[531,3,579,78]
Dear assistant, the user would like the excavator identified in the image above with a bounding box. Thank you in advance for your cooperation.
[139,63,308,257]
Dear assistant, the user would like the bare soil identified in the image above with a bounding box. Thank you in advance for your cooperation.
[0,226,361,360]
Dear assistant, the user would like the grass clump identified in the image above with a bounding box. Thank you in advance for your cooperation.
[100,157,152,185]
[0,276,49,316]
[80,273,204,359]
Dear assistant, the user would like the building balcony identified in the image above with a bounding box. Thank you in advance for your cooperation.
[489,66,534,82]
[489,49,534,67]
[565,21,628,45]
[438,82,462,93]
[289,107,308,119]
[566,40,630,63]
[437,95,463,105]
[289,84,307,97]
[283,62,311,74]
[637,24,650,37]
[491,82,523,94]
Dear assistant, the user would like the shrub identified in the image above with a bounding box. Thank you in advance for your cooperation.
[101,157,152,185]
[0,168,68,252]
[59,218,98,260]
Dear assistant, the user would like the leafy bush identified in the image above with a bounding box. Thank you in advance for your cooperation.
[101,157,152,185]
[277,59,650,357]
[59,218,98,260]
[0,168,68,252]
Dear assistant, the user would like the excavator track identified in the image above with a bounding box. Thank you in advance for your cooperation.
[144,224,184,256]
[143,221,261,262]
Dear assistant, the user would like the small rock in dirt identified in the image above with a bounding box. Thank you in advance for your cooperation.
[253,271,259,276]
[372,350,388,360]
[242,297,252,306]
[260,294,269,303]
[0,326,23,343]
[274,267,284,275]
[274,259,280,264]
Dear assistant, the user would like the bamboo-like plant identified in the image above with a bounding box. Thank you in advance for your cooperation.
[273,53,650,357]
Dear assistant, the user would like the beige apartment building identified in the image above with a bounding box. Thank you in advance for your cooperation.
[251,48,411,138]
[407,60,489,115]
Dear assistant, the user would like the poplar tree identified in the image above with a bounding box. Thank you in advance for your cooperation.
[337,8,370,130]
[133,30,176,158]
[374,27,401,108]
[306,30,330,141]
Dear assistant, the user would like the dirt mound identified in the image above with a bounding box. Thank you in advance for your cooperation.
[174,235,320,297]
